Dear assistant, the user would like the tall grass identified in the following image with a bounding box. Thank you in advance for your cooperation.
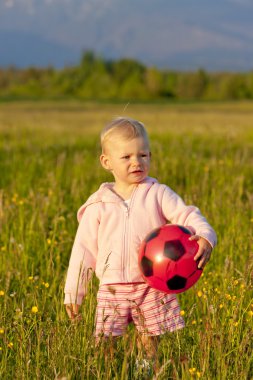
[0,102,252,379]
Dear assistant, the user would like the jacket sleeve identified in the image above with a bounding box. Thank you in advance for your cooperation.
[64,203,99,305]
[161,185,217,248]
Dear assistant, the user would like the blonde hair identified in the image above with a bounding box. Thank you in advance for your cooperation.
[101,117,149,153]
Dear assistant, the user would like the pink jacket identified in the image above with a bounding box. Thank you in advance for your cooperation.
[64,177,217,304]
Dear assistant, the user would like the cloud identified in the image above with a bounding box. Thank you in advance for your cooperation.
[77,0,117,20]
[3,0,118,19]
[4,0,14,7]
[225,0,253,5]
[3,0,35,13]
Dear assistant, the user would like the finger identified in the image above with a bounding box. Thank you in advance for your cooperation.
[198,252,211,269]
[66,305,78,320]
[194,247,205,261]
[70,312,82,323]
[66,305,74,319]
[198,257,207,269]
[189,235,200,241]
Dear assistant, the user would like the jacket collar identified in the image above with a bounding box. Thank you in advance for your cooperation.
[97,176,157,202]
[77,176,158,222]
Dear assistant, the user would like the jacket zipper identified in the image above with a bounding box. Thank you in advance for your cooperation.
[122,187,137,282]
[122,205,129,282]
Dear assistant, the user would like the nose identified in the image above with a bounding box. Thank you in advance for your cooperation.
[131,156,141,167]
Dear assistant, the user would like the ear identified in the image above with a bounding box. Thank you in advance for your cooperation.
[100,154,112,171]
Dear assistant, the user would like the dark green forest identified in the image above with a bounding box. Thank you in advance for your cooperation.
[1,51,253,101]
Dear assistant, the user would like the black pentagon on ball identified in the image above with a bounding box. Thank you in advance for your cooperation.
[140,256,153,277]
[144,227,160,243]
[164,240,185,261]
[167,275,187,290]
[178,225,191,235]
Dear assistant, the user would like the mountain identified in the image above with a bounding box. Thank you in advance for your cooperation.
[1,29,252,72]
[0,0,253,71]
[0,30,79,68]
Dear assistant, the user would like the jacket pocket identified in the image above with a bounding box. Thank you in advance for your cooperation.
[96,247,122,278]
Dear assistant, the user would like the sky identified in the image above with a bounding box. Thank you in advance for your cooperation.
[0,0,253,71]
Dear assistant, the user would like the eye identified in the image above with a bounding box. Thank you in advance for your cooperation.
[140,153,148,158]
[121,155,130,160]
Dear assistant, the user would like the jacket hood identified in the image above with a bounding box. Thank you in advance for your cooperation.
[77,176,158,222]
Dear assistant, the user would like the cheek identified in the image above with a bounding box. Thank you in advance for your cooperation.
[144,159,150,167]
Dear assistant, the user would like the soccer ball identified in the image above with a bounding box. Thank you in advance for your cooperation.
[138,224,202,294]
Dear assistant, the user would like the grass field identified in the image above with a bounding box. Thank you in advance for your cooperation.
[0,101,252,379]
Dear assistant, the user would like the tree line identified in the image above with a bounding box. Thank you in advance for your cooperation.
[0,51,253,101]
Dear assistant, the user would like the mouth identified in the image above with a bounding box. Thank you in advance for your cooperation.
[131,170,143,174]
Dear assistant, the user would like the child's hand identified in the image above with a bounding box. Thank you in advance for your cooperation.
[65,304,81,321]
[189,235,213,269]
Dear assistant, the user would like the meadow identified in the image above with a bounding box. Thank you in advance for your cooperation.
[0,101,252,379]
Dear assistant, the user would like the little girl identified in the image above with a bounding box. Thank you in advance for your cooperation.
[64,117,217,371]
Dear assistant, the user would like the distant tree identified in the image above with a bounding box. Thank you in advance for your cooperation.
[246,72,253,99]
[175,69,208,100]
[222,73,251,99]
[193,69,209,99]
[1,51,253,101]
[111,58,146,99]
[162,71,177,98]
[80,50,96,74]
[145,67,163,97]
[119,71,147,99]
[0,69,9,91]
[75,52,117,99]
[112,58,145,82]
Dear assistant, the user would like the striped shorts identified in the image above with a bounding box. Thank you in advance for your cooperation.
[95,283,185,337]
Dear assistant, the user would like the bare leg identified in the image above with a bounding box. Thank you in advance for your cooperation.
[137,334,160,374]
[95,335,119,361]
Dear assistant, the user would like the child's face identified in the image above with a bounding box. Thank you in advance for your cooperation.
[100,136,151,189]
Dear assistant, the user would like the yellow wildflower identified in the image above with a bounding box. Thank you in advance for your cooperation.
[0,328,4,334]
[196,371,202,378]
[1,246,6,252]
[192,320,197,325]
[248,311,253,318]
[180,310,185,316]
[44,282,49,288]
[47,239,52,246]
[189,367,196,375]
[28,276,33,281]
[0,290,5,296]
[31,306,38,314]
[197,291,203,297]
[219,304,224,309]
[7,342,13,348]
